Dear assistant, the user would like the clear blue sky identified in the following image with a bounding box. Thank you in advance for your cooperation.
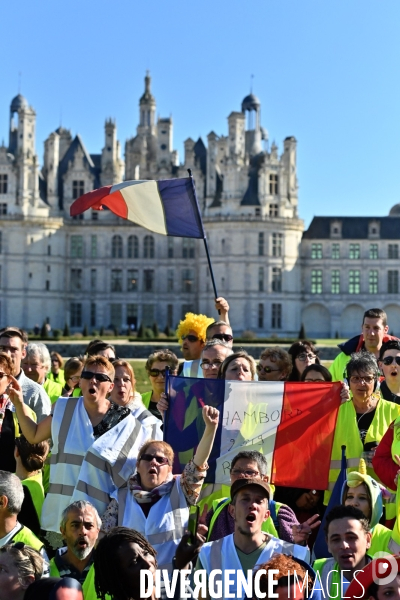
[1,0,399,228]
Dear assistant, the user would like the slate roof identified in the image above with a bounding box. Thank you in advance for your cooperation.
[303,216,400,240]
[58,135,101,208]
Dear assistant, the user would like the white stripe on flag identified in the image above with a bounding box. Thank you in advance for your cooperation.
[214,381,285,484]
[111,180,167,235]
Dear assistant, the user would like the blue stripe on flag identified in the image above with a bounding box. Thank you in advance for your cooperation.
[164,376,225,482]
[157,178,205,239]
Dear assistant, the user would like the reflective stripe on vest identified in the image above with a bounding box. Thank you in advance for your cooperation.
[325,399,400,502]
[119,477,188,573]
[182,360,203,378]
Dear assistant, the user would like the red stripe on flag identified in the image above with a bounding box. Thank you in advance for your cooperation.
[70,185,113,216]
[101,191,129,219]
[271,382,341,489]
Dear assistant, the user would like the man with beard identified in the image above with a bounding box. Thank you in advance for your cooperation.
[50,500,101,596]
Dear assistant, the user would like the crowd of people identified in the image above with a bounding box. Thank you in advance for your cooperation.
[1,301,400,599]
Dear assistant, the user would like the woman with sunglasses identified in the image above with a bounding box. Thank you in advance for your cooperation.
[142,350,179,420]
[326,351,400,511]
[378,340,400,404]
[288,341,320,381]
[110,360,162,439]
[257,347,292,381]
[7,355,150,550]
[100,404,219,574]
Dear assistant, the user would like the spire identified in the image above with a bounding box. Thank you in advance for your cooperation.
[140,70,155,105]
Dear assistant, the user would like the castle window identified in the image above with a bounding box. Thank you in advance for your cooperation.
[311,243,323,259]
[70,303,82,327]
[167,269,174,292]
[143,270,154,292]
[332,243,340,259]
[111,269,123,292]
[388,244,399,259]
[272,267,282,292]
[144,235,154,259]
[369,270,378,294]
[0,204,7,215]
[349,244,360,260]
[167,238,174,259]
[258,267,264,292]
[331,270,340,294]
[258,233,264,256]
[72,180,84,200]
[269,174,279,195]
[182,269,194,293]
[269,204,278,217]
[70,235,83,258]
[182,238,195,259]
[271,303,282,329]
[111,235,123,258]
[369,243,379,259]
[160,144,167,150]
[90,303,96,327]
[388,270,399,294]
[349,270,361,294]
[70,269,82,291]
[311,269,323,294]
[127,269,138,292]
[0,175,7,194]
[272,233,283,257]
[258,304,264,328]
[91,235,97,258]
[128,235,139,259]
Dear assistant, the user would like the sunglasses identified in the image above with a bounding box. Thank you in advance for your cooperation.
[257,365,281,374]
[0,372,8,379]
[80,371,112,383]
[182,335,199,343]
[382,356,400,366]
[139,453,170,465]
[149,368,169,378]
[212,333,233,342]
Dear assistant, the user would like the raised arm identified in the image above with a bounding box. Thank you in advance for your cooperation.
[214,296,230,324]
[193,406,219,467]
[7,375,52,443]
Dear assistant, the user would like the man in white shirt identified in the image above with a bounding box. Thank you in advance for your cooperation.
[198,478,309,599]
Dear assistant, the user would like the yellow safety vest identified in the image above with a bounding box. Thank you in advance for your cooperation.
[325,399,400,508]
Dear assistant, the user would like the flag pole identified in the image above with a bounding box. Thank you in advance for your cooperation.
[187,169,219,302]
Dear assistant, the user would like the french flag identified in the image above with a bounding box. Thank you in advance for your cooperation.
[164,377,342,490]
[70,177,205,239]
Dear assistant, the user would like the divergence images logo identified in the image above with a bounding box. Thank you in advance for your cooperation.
[372,553,399,586]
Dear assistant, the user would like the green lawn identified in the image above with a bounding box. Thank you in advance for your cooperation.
[129,360,152,394]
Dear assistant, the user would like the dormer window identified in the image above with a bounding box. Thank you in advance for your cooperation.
[330,220,342,238]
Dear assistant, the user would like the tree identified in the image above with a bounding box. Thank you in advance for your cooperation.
[164,324,171,337]
[63,322,70,337]
[82,324,89,337]
[40,321,48,339]
[298,323,306,340]
[137,323,144,338]
[152,322,159,337]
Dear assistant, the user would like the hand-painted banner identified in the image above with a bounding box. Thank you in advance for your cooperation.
[164,377,342,490]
